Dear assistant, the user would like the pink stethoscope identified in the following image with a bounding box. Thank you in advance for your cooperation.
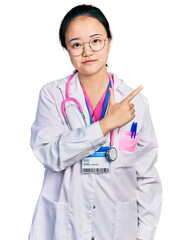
[61,72,117,161]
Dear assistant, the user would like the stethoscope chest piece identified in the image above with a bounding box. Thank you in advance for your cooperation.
[106,147,117,161]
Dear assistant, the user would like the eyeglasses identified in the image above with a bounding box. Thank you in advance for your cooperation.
[67,36,107,57]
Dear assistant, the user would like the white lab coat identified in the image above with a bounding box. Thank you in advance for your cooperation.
[29,73,162,240]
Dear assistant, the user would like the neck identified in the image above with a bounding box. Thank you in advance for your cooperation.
[78,68,109,92]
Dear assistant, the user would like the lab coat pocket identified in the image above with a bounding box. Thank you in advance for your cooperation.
[113,130,139,168]
[118,130,139,152]
[114,199,137,240]
[31,195,71,240]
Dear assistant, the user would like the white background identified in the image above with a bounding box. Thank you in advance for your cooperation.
[0,0,180,239]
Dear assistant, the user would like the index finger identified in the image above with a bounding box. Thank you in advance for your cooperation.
[124,85,144,103]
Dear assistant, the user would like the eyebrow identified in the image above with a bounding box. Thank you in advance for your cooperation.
[68,34,103,44]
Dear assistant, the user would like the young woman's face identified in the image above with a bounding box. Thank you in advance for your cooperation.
[65,16,111,76]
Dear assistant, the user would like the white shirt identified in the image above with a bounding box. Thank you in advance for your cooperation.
[29,73,162,240]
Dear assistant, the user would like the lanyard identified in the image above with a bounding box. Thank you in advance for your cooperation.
[83,79,117,161]
[84,80,111,124]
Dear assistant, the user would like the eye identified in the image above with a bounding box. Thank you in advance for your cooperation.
[92,38,100,44]
[71,43,82,48]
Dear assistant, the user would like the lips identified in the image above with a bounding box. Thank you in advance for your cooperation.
[83,60,97,64]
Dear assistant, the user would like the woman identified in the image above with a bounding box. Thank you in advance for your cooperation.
[29,4,162,240]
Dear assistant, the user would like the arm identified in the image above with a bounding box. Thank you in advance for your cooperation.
[30,85,106,172]
[135,100,162,240]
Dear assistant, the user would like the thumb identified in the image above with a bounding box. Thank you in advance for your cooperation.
[109,87,115,105]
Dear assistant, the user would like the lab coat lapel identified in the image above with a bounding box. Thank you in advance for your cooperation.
[112,73,128,102]
[68,73,90,125]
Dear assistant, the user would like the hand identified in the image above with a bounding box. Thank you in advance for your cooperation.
[100,85,143,136]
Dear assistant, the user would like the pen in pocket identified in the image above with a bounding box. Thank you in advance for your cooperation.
[130,122,137,139]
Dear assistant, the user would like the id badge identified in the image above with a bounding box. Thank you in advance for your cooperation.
[82,147,110,174]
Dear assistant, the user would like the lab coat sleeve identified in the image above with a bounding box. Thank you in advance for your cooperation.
[135,99,162,240]
[30,85,106,172]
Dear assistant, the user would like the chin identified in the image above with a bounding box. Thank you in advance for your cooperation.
[78,65,107,76]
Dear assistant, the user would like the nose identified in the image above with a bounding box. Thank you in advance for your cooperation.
[82,42,93,57]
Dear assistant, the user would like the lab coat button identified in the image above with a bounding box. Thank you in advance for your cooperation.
[93,205,96,209]
[91,237,95,240]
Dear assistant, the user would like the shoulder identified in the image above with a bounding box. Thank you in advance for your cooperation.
[40,74,71,93]
[37,74,73,103]
[35,75,71,106]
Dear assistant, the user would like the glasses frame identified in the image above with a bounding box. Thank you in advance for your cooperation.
[67,37,108,57]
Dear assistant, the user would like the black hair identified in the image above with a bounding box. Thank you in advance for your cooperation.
[59,4,112,49]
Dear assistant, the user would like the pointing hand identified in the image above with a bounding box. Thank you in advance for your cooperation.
[100,86,144,135]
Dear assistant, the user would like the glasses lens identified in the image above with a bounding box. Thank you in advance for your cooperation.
[68,42,83,56]
[90,37,105,52]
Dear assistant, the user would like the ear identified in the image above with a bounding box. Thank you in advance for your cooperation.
[107,38,112,52]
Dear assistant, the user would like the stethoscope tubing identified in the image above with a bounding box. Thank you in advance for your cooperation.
[62,72,115,146]
[62,97,84,118]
